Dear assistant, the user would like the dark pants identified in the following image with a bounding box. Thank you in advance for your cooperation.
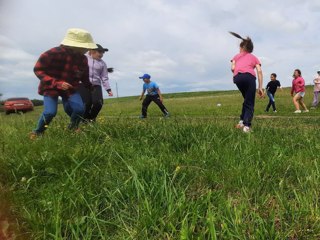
[79,84,104,121]
[234,73,256,127]
[142,94,168,117]
[266,91,276,111]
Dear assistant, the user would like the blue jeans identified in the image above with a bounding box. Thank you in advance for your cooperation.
[266,90,276,111]
[34,92,84,134]
[234,73,256,127]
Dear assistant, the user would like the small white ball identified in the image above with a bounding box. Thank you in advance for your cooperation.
[217,103,222,107]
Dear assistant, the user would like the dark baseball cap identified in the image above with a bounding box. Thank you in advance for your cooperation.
[95,44,108,52]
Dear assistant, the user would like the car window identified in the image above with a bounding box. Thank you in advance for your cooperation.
[7,98,30,101]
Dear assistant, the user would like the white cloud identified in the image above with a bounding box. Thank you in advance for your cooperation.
[308,0,320,11]
[0,0,319,99]
[255,10,307,33]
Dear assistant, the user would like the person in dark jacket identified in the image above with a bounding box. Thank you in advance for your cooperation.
[265,73,282,112]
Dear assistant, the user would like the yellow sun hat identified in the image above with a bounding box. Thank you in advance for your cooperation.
[61,28,97,49]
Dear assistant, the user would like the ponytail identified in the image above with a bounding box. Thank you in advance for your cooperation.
[229,31,254,53]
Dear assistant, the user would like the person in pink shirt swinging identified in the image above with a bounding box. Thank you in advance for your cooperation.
[290,69,309,113]
[229,32,263,133]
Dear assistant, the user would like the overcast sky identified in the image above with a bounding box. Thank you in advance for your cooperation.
[1,0,320,99]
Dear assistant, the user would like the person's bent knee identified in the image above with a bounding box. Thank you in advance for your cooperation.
[43,111,57,119]
[68,100,85,115]
[73,106,85,116]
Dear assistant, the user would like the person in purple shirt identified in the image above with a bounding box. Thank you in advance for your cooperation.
[230,32,263,133]
[311,71,320,109]
[139,73,169,118]
[79,44,113,122]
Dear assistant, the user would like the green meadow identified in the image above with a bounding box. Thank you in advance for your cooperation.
[1,87,320,239]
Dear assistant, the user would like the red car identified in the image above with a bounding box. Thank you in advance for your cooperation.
[4,97,34,114]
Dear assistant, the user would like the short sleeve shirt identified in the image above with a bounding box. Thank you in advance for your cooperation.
[143,81,159,96]
[232,52,261,77]
[266,80,281,94]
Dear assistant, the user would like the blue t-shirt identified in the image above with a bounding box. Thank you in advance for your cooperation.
[143,81,159,96]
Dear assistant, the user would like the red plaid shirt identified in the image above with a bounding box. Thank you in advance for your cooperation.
[34,46,92,97]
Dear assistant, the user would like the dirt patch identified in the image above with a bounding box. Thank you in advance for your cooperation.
[0,192,16,240]
[0,187,30,240]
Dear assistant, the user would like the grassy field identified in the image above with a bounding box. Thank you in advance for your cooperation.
[1,87,320,239]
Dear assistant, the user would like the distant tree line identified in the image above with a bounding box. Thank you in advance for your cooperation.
[30,99,44,106]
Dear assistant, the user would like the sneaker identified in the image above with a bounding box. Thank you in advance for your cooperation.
[243,126,251,133]
[82,119,95,124]
[294,110,301,113]
[273,110,277,113]
[310,107,316,110]
[235,120,244,129]
[29,131,41,140]
[74,128,81,133]
[303,109,309,113]
[139,115,146,119]
[164,112,170,118]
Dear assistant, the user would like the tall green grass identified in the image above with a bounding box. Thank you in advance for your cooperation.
[1,87,320,239]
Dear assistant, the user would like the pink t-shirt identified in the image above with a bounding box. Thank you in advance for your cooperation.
[232,52,261,77]
[291,76,305,94]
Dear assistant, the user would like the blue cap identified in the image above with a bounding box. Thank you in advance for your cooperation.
[139,73,151,79]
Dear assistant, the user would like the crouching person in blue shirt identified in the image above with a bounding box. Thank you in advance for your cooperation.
[139,73,170,118]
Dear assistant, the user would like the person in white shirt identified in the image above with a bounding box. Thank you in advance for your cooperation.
[311,71,320,109]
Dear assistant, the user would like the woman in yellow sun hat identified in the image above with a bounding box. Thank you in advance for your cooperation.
[30,28,97,138]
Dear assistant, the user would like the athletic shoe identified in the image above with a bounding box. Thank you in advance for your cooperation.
[235,120,244,129]
[164,112,170,118]
[303,109,309,113]
[139,115,146,119]
[29,131,42,140]
[74,128,81,133]
[243,126,251,133]
[273,110,277,113]
[82,119,95,125]
[294,110,301,113]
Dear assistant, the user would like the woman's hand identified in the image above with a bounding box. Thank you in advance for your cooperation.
[257,88,264,98]
[61,82,73,90]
